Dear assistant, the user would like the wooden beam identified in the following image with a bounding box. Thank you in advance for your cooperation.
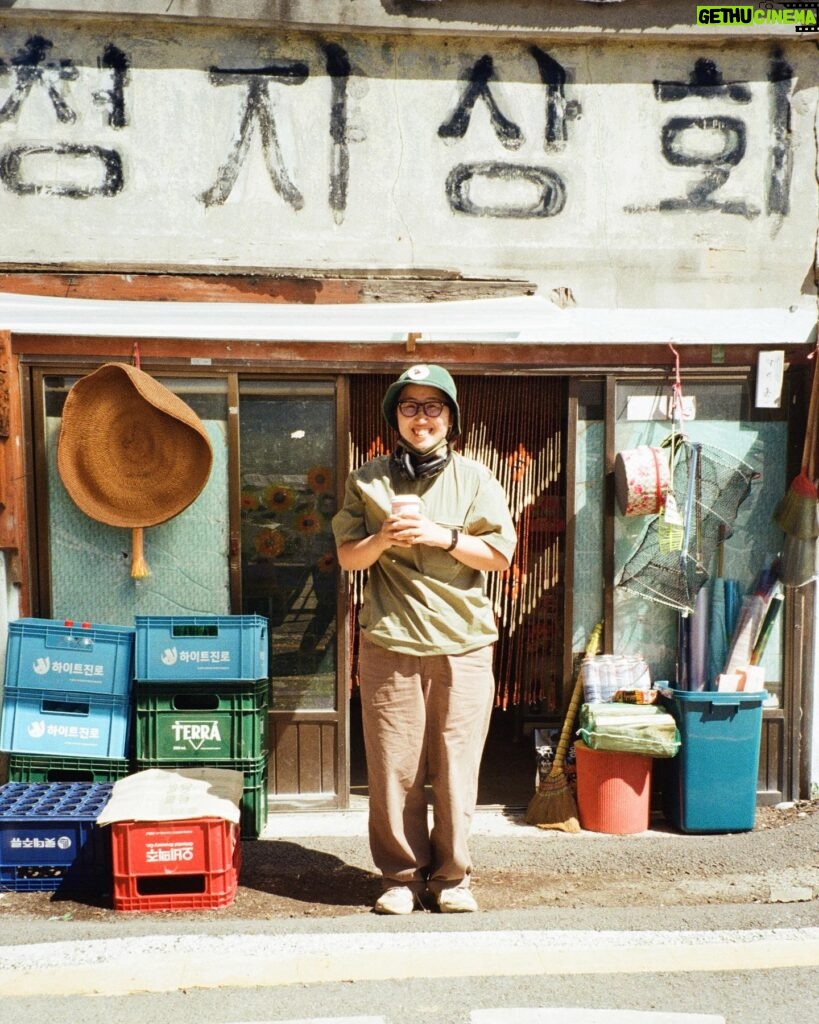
[9,333,794,371]
[0,271,534,305]
[0,272,365,305]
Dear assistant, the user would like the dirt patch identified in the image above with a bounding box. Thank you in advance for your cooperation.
[1,800,816,923]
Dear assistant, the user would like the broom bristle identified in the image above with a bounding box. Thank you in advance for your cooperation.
[775,474,819,539]
[780,532,818,587]
[525,771,580,832]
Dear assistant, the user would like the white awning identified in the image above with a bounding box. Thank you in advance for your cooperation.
[0,291,815,346]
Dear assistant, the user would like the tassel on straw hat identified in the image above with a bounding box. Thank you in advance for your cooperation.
[57,362,213,576]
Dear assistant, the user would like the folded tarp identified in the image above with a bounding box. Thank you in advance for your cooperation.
[577,701,681,758]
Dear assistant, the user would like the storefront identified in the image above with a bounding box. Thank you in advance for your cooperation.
[0,3,817,809]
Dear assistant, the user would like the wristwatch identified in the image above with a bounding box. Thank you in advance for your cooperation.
[445,528,460,552]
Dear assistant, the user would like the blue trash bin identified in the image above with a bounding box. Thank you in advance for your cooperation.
[657,688,765,834]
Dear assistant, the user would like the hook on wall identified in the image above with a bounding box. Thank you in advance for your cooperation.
[667,342,684,427]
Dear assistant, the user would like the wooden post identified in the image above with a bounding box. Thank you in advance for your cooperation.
[0,330,29,611]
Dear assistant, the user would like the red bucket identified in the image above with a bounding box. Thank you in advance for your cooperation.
[575,740,653,834]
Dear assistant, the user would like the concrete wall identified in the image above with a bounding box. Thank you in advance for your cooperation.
[2,1,817,41]
[0,18,816,314]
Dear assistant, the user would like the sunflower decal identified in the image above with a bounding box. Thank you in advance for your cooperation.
[316,552,337,573]
[308,466,333,494]
[263,484,295,513]
[295,511,322,535]
[255,527,285,559]
[241,490,260,512]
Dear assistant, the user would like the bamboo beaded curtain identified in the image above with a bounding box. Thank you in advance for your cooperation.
[347,373,566,712]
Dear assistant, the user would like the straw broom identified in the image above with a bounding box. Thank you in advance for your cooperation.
[525,620,603,831]
[775,353,819,586]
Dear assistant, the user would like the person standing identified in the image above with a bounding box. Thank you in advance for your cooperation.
[332,364,517,914]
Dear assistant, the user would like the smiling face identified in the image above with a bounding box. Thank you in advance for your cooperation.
[396,383,451,453]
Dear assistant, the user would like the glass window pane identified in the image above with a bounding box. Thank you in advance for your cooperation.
[613,378,786,704]
[239,382,337,711]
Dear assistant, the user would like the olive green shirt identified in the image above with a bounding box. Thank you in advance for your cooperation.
[332,452,517,656]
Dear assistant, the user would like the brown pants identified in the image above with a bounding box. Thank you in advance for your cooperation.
[358,635,495,895]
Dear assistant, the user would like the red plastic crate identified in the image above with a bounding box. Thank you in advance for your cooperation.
[110,816,240,912]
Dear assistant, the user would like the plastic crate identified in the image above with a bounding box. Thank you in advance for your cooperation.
[0,781,113,892]
[0,687,130,758]
[657,688,765,834]
[110,816,240,912]
[134,615,268,682]
[133,678,268,762]
[5,618,134,698]
[7,754,131,785]
[136,756,268,840]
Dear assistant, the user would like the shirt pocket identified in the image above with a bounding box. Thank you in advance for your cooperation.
[416,520,465,584]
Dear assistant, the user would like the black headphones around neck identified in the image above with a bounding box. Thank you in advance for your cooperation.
[392,443,451,481]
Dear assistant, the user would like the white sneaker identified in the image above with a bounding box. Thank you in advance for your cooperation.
[435,887,478,913]
[373,886,415,915]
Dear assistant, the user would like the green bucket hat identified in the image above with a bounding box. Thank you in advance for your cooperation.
[382,364,461,438]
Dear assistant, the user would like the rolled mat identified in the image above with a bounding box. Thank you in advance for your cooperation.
[707,578,727,689]
[724,579,743,643]
[725,594,765,673]
[688,586,709,691]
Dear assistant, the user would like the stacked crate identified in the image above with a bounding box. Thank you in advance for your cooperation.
[99,766,246,913]
[1,618,135,785]
[132,615,269,839]
[0,780,113,893]
[109,809,242,912]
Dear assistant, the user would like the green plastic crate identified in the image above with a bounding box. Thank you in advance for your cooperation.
[134,678,268,762]
[7,753,131,785]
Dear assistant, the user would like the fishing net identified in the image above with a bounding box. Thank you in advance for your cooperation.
[616,439,757,612]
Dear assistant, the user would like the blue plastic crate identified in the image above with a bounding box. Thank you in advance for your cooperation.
[5,618,134,698]
[134,615,268,682]
[0,687,131,758]
[0,781,113,892]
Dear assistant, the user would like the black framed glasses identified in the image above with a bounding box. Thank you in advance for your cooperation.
[397,400,446,418]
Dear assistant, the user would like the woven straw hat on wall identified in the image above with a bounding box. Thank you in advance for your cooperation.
[57,362,213,529]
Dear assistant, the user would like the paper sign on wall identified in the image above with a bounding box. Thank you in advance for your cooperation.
[756,350,785,408]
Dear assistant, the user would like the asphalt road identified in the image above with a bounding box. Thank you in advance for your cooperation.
[0,805,817,1023]
[0,904,818,1023]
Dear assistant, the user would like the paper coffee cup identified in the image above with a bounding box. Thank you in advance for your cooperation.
[391,496,421,516]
